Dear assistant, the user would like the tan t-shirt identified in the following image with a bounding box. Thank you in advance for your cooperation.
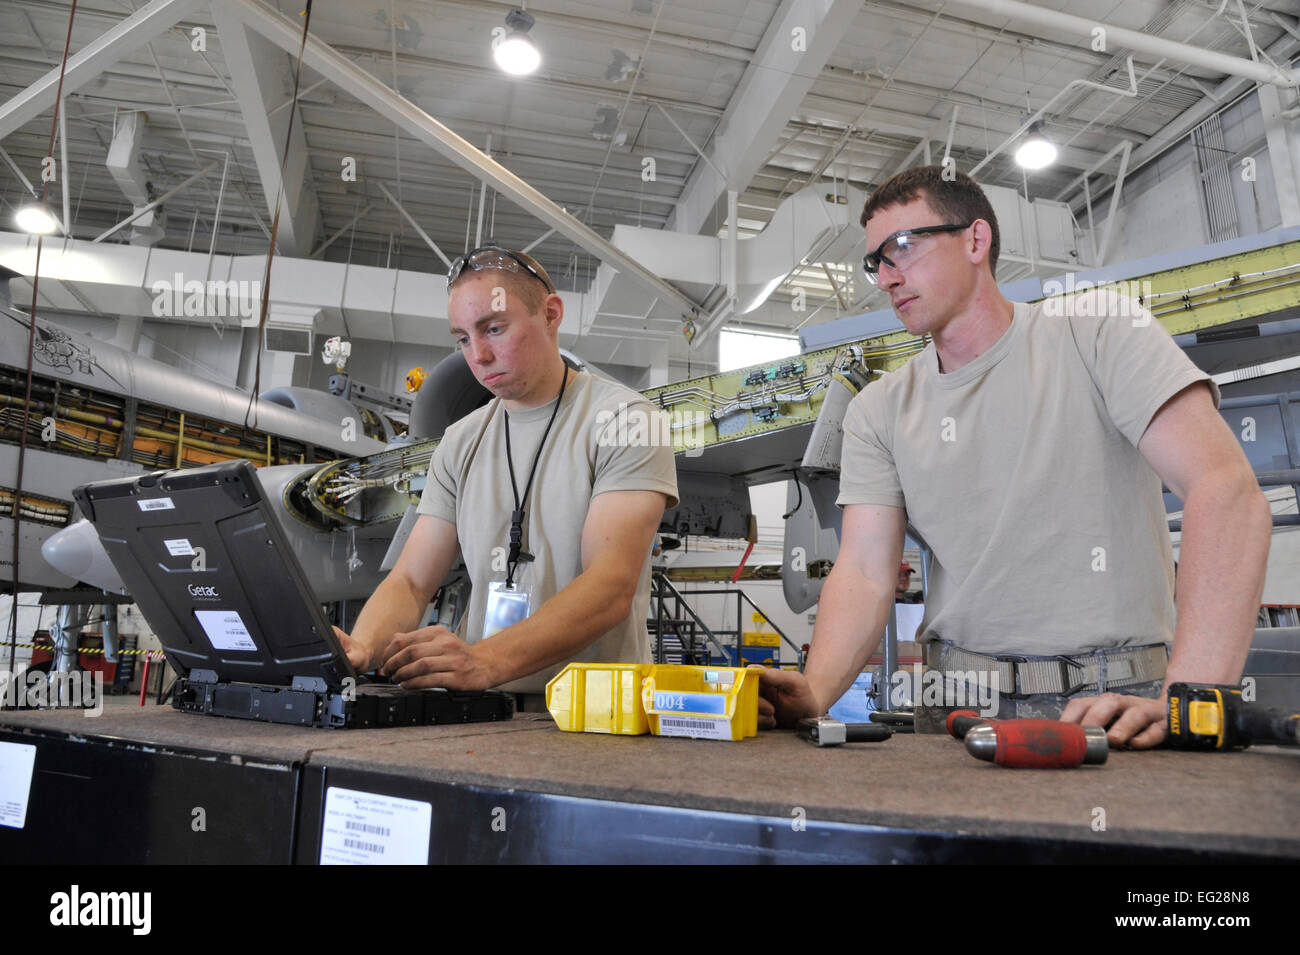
[838,290,1219,657]
[417,370,679,693]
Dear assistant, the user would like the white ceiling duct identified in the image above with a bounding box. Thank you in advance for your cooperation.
[589,183,867,341]
[104,111,164,247]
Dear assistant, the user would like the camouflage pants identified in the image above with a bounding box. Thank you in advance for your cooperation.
[988,679,1164,720]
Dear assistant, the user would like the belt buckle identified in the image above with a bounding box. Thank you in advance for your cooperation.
[993,654,1030,700]
[1054,655,1092,697]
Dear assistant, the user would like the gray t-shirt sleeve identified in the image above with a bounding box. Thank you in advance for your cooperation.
[1070,289,1221,447]
[836,384,906,509]
[591,402,680,508]
[415,436,459,523]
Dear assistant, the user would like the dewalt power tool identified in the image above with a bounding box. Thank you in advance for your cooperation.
[1165,682,1300,750]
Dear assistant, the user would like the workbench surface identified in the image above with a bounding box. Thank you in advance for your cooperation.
[2,699,1296,862]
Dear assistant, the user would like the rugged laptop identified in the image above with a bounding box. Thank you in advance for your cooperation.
[73,459,514,729]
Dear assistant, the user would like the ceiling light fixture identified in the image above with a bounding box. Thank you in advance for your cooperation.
[14,204,58,235]
[1014,121,1057,170]
[494,9,541,76]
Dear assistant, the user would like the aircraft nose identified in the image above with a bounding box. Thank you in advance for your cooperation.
[41,519,124,592]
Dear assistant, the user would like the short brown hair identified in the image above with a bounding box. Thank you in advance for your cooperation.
[500,250,554,314]
[859,166,1000,276]
[452,248,556,314]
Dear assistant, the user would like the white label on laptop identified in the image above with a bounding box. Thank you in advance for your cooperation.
[0,742,37,829]
[320,787,431,865]
[164,538,194,556]
[194,610,257,652]
[138,497,174,511]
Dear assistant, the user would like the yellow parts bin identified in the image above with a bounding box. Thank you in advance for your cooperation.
[546,663,651,735]
[546,663,759,740]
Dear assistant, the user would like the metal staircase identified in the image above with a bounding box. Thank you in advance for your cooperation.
[647,572,802,668]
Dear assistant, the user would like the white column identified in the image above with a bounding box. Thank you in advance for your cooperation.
[1259,85,1300,228]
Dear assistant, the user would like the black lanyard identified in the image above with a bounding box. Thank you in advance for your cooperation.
[503,365,570,587]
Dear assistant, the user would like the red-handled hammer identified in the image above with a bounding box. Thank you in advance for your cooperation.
[965,719,1109,768]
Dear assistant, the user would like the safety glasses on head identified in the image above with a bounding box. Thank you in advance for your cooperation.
[447,243,556,294]
[862,223,972,281]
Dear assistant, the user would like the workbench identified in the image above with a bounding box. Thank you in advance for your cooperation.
[1,699,1296,863]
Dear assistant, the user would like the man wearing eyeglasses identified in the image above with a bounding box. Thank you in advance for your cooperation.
[758,165,1269,748]
[336,245,678,706]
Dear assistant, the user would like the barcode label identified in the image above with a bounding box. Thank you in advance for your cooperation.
[345,821,390,837]
[320,787,431,865]
[138,497,174,511]
[657,716,730,740]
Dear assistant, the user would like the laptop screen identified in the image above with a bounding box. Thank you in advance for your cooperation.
[74,459,355,691]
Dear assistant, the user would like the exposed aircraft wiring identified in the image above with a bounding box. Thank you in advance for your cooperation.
[654,341,920,426]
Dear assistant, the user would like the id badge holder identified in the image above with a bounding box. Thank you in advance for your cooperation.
[483,580,533,640]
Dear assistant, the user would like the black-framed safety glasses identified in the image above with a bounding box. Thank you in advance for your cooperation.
[863,223,973,276]
[447,243,556,293]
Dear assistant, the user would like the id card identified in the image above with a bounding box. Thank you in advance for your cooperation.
[483,581,532,640]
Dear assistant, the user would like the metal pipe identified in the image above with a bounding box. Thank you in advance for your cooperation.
[520,227,556,255]
[206,150,230,286]
[0,146,39,200]
[92,161,217,242]
[943,105,959,162]
[727,189,738,304]
[58,97,70,239]
[945,0,1299,87]
[919,543,930,600]
[311,202,376,259]
[1052,140,1133,203]
[1256,469,1300,487]
[267,75,331,117]
[882,603,899,706]
[231,0,702,320]
[1096,141,1132,266]
[1082,176,1098,264]
[474,134,490,249]
[375,182,452,270]
[1234,0,1261,63]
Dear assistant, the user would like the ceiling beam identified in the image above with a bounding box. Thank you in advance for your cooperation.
[945,0,1300,87]
[210,4,321,257]
[0,0,205,141]
[232,0,703,321]
[670,0,864,236]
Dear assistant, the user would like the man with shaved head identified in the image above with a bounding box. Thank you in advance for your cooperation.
[337,244,678,708]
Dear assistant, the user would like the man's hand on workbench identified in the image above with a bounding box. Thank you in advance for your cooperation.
[1060,692,1167,749]
[333,626,374,672]
[379,625,497,691]
[752,667,821,730]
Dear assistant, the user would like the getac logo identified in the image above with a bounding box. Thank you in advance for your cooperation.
[187,584,219,599]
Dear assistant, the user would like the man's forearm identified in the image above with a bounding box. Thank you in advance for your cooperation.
[351,572,434,670]
[478,566,639,686]
[1166,472,1271,688]
[803,566,896,713]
